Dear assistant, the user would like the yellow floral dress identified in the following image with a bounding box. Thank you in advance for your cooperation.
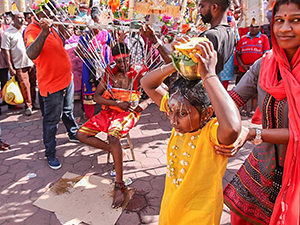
[159,93,229,225]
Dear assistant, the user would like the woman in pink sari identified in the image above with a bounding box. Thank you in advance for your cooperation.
[76,10,112,119]
[218,0,300,224]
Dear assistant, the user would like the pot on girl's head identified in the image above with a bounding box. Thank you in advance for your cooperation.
[172,37,208,80]
[178,60,200,80]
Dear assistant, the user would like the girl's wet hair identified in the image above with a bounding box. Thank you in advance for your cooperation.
[169,77,211,112]
[112,43,129,57]
[273,0,300,15]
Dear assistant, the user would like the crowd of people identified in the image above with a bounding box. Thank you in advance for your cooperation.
[1,0,300,224]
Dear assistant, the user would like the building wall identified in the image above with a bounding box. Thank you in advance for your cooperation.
[0,0,33,14]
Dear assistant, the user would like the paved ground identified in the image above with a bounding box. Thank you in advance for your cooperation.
[0,101,254,225]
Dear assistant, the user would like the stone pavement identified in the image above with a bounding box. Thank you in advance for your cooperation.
[0,101,254,225]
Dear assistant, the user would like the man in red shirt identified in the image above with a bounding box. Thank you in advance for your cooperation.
[24,1,78,169]
[235,24,270,116]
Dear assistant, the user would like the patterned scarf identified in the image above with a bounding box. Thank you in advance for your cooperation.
[259,5,300,225]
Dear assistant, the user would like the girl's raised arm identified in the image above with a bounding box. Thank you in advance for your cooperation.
[194,41,241,145]
[141,63,176,107]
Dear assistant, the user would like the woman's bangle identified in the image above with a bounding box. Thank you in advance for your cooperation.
[202,74,218,83]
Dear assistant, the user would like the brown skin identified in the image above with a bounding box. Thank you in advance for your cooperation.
[24,13,33,25]
[140,23,172,64]
[77,55,151,208]
[273,3,300,61]
[58,23,74,41]
[198,0,228,28]
[114,56,130,75]
[0,15,4,27]
[249,25,261,37]
[91,15,101,36]
[77,57,130,208]
[168,93,214,134]
[194,41,241,145]
[4,14,12,26]
[215,3,298,157]
[77,77,128,208]
[141,40,241,146]
[3,13,25,76]
[236,25,261,71]
[169,0,229,60]
[26,9,54,60]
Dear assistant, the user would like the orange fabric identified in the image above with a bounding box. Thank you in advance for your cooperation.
[102,88,141,112]
[260,7,300,225]
[24,19,72,97]
[78,109,140,139]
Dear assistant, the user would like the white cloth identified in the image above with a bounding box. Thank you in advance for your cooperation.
[1,24,33,69]
[125,34,145,64]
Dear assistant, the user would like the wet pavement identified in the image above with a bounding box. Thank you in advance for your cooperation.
[0,101,254,225]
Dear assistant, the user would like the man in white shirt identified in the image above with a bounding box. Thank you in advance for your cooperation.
[0,14,8,91]
[1,12,36,116]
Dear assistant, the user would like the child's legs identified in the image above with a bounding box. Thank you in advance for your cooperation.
[107,111,140,182]
[77,111,110,151]
[107,135,123,183]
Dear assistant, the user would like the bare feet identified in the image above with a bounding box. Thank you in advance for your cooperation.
[112,182,126,208]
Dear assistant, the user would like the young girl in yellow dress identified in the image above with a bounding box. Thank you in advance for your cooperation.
[141,40,242,225]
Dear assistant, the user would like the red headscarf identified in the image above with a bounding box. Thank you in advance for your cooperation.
[259,3,300,225]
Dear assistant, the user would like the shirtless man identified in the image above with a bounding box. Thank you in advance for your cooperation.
[77,43,151,208]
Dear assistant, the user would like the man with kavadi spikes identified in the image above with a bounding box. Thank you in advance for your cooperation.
[77,42,152,208]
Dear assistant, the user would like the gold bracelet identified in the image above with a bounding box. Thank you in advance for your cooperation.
[202,74,218,83]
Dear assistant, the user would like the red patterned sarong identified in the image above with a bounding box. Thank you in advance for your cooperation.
[78,109,140,139]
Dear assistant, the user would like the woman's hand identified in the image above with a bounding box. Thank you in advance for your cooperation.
[215,126,250,157]
[194,40,218,79]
